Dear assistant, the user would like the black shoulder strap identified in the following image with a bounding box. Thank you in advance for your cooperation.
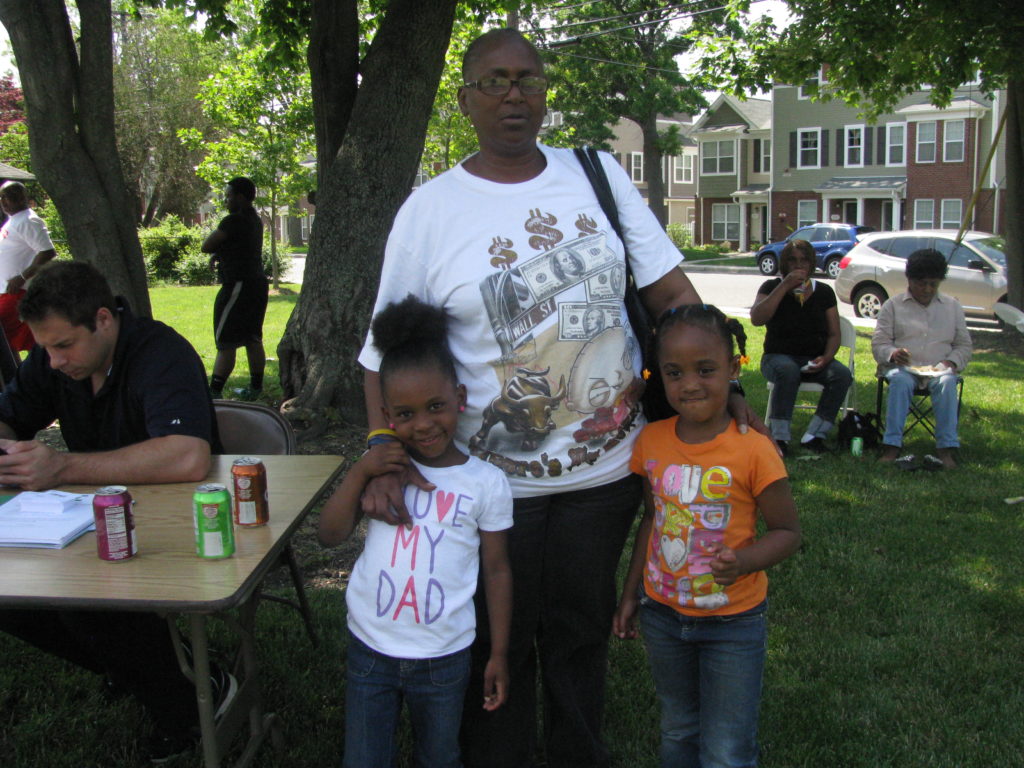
[573,146,632,280]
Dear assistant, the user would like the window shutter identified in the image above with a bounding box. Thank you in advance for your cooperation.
[753,139,761,173]
[789,131,797,168]
[865,127,874,165]
[835,129,843,166]
[821,130,829,167]
[877,127,886,165]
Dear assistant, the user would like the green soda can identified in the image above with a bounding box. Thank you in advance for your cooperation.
[193,483,235,559]
[851,437,864,457]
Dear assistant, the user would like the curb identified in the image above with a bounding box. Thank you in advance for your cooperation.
[682,262,762,275]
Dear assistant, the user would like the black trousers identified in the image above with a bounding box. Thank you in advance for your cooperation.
[461,474,642,768]
[0,608,198,735]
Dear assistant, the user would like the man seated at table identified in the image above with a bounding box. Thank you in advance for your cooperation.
[872,248,972,469]
[0,261,230,761]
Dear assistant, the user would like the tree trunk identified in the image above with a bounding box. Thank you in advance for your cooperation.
[278,0,459,430]
[641,113,667,228]
[0,0,151,315]
[1005,78,1023,309]
[307,0,359,184]
[270,187,280,291]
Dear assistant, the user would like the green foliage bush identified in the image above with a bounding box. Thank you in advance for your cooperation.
[176,249,218,286]
[140,216,207,284]
[665,222,692,250]
[137,215,288,286]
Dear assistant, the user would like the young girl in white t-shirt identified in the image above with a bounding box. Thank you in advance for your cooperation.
[319,295,513,768]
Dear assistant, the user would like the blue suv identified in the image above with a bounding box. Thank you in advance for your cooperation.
[756,223,875,278]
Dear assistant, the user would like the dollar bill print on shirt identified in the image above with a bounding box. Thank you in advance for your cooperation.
[470,209,643,479]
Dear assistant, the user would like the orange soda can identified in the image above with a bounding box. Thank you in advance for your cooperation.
[231,457,269,526]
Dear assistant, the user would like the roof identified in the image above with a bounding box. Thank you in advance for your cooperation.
[895,96,990,117]
[692,93,772,133]
[0,162,34,181]
[814,176,907,192]
[733,184,769,197]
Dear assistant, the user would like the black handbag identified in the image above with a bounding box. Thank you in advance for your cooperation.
[573,147,675,422]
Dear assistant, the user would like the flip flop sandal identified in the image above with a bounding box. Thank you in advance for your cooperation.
[894,454,918,471]
[922,455,944,471]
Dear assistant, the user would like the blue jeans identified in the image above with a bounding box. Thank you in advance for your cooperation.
[639,598,767,768]
[461,474,642,768]
[761,353,852,429]
[881,368,960,449]
[343,632,471,768]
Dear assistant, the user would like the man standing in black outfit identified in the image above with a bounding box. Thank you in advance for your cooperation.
[202,176,267,400]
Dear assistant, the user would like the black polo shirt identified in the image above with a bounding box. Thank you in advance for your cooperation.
[0,299,220,452]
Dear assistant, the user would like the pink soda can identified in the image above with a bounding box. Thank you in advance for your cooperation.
[92,485,137,561]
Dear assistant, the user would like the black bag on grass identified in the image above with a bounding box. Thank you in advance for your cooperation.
[838,411,881,450]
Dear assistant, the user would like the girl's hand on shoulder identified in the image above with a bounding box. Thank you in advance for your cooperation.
[359,441,409,478]
[710,544,743,586]
[612,595,639,639]
[482,655,509,711]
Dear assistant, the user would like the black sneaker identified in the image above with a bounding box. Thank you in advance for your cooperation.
[801,437,829,454]
[147,731,196,764]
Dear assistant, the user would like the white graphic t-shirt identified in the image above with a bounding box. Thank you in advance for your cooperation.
[345,456,513,659]
[359,144,683,497]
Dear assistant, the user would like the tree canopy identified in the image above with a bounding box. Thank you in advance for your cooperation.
[532,0,721,225]
[699,0,1024,306]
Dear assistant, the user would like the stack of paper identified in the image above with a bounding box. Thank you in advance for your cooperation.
[0,491,96,548]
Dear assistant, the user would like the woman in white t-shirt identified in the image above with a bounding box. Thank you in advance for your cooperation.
[356,29,750,768]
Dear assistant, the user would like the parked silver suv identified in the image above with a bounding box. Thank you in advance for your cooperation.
[834,230,1007,319]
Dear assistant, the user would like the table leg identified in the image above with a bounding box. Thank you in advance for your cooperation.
[189,613,221,768]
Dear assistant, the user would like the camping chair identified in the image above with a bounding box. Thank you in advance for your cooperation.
[214,399,317,645]
[874,373,964,439]
[764,315,858,421]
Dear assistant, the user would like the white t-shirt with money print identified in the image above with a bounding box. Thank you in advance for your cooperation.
[359,144,684,498]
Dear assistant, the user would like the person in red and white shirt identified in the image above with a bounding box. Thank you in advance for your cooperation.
[0,180,56,355]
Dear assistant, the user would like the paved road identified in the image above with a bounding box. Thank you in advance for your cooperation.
[685,270,872,327]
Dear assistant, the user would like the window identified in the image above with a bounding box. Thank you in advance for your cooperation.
[798,128,821,168]
[940,199,963,229]
[701,140,735,175]
[934,237,977,268]
[711,203,740,241]
[761,139,771,173]
[798,67,826,99]
[845,124,864,167]
[631,152,644,182]
[944,119,965,162]
[916,121,936,163]
[913,199,934,228]
[673,154,693,184]
[886,123,906,166]
[797,200,818,227]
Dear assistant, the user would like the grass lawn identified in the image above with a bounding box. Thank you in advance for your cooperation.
[148,283,302,402]
[1,287,1023,767]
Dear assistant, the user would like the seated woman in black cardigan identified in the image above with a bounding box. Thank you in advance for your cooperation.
[750,239,852,455]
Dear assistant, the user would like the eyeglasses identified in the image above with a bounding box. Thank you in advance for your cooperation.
[463,75,548,97]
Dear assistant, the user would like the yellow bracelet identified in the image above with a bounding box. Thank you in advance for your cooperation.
[367,428,397,441]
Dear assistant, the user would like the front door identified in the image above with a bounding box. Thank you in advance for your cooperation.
[842,200,858,224]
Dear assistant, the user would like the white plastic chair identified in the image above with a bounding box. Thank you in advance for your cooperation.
[764,315,858,421]
[994,302,1024,334]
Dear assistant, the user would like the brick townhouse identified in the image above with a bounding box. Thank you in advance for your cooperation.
[692,75,1006,250]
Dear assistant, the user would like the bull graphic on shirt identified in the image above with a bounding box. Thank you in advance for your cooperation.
[473,367,567,451]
